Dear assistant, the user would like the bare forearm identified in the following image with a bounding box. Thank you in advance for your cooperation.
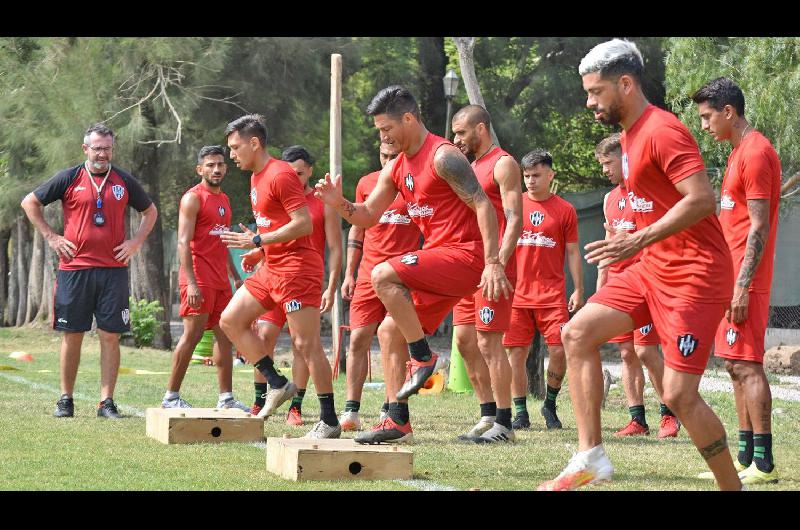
[178,242,198,286]
[334,199,380,228]
[499,212,522,268]
[262,217,311,246]
[227,253,241,283]
[21,195,56,238]
[131,207,158,245]
[736,226,768,289]
[476,200,501,263]
[632,194,714,250]
[345,226,364,276]
[327,245,342,291]
[568,250,584,294]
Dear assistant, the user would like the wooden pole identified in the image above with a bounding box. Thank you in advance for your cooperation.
[330,54,344,370]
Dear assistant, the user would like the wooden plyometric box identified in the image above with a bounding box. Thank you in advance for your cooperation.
[266,437,413,481]
[146,407,264,444]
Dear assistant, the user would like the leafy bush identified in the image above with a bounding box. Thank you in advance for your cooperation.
[125,297,163,348]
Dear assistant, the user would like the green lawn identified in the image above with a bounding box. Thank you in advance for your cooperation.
[1,326,797,491]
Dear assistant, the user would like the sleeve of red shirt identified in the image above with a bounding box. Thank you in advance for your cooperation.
[33,166,81,206]
[740,146,774,201]
[355,177,366,203]
[564,203,579,243]
[272,170,308,215]
[651,122,706,185]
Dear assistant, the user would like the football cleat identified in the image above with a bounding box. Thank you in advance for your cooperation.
[657,414,681,438]
[355,416,413,444]
[537,446,614,491]
[613,419,650,437]
[396,353,439,400]
[457,416,495,442]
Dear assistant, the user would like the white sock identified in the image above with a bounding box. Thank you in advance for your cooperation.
[219,392,233,402]
[164,390,179,400]
[583,444,606,459]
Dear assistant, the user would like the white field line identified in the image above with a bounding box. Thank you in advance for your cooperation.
[0,372,146,417]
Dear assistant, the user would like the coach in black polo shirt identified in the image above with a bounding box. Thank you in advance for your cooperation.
[21,123,158,419]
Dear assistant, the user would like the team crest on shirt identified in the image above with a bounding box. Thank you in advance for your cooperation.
[250,188,257,206]
[677,334,698,357]
[720,192,735,210]
[478,307,495,325]
[622,153,629,180]
[121,309,130,325]
[405,173,414,192]
[400,253,418,265]
[639,324,653,336]
[617,197,626,211]
[285,300,302,313]
[726,328,738,347]
[530,211,545,227]
[112,185,125,201]
[218,206,226,217]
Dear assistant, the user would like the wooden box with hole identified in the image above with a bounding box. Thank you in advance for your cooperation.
[266,437,413,481]
[145,408,264,444]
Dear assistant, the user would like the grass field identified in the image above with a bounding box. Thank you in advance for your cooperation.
[1,326,798,491]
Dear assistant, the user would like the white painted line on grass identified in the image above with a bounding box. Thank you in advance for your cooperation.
[0,372,146,417]
[395,479,458,491]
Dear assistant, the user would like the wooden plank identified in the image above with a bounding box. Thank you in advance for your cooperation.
[265,437,413,481]
[146,408,263,445]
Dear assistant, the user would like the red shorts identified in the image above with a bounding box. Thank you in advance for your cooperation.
[349,278,387,330]
[388,245,484,335]
[452,283,515,332]
[179,284,232,330]
[502,305,569,347]
[608,322,660,346]
[257,304,287,329]
[714,291,770,363]
[244,266,321,317]
[589,262,726,375]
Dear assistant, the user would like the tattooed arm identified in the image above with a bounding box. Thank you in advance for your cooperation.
[728,198,769,324]
[433,144,511,301]
[315,160,398,228]
[341,225,365,301]
[495,154,523,269]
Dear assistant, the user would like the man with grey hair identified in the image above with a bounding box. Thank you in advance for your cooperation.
[538,39,741,490]
[21,123,158,419]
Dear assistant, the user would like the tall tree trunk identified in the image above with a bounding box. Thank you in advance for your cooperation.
[25,227,44,323]
[128,101,172,349]
[0,228,10,325]
[417,37,447,137]
[14,216,32,326]
[452,37,500,146]
[34,204,60,325]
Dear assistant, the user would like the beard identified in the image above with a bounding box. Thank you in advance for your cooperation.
[598,100,623,126]
[203,175,222,187]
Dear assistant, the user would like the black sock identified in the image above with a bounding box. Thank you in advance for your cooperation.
[738,430,754,468]
[753,433,774,473]
[318,393,337,427]
[629,405,647,427]
[513,397,528,416]
[290,389,306,412]
[659,403,675,417]
[480,402,497,418]
[544,385,560,410]
[407,338,432,362]
[254,383,267,407]
[380,401,390,413]
[345,400,360,413]
[254,356,288,389]
[388,402,410,425]
[496,408,512,429]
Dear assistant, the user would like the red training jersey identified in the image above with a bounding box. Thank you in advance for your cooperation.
[603,184,641,274]
[178,183,232,290]
[621,104,733,303]
[33,164,152,270]
[355,170,422,280]
[719,130,782,294]
[474,145,517,280]
[513,193,578,308]
[390,132,482,254]
[250,158,322,276]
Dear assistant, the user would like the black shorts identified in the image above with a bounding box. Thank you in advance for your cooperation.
[53,268,130,333]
